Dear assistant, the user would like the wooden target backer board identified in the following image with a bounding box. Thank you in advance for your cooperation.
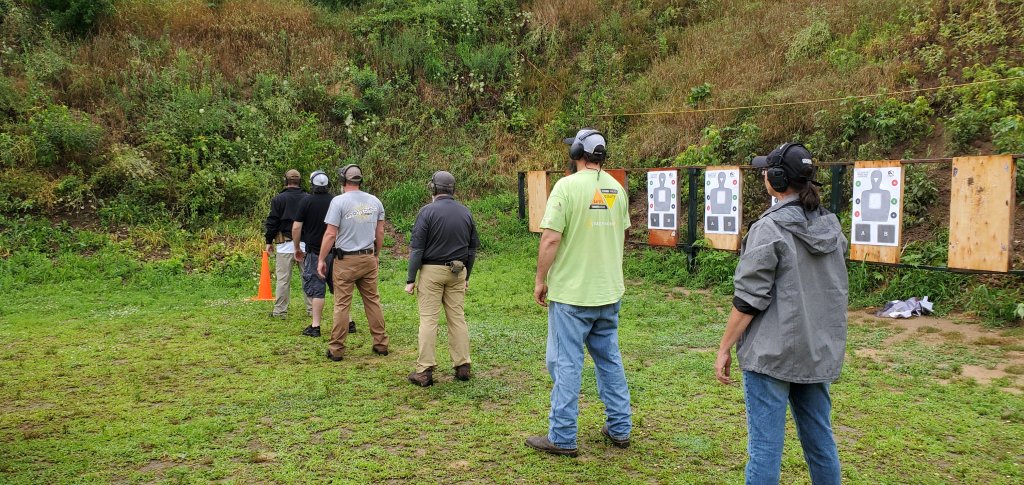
[849,160,905,264]
[527,171,549,233]
[948,155,1016,272]
[606,169,627,192]
[704,166,742,251]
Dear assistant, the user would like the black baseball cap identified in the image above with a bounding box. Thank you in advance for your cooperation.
[752,143,818,184]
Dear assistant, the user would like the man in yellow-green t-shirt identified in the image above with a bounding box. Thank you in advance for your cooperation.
[525,128,633,457]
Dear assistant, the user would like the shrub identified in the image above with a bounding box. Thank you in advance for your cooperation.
[27,105,104,169]
[54,174,88,210]
[902,164,938,226]
[786,12,832,62]
[33,0,113,35]
[687,82,712,108]
[379,179,430,233]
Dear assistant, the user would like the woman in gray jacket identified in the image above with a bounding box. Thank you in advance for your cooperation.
[715,143,848,485]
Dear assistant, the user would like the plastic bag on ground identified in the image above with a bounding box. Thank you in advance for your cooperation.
[874,296,934,319]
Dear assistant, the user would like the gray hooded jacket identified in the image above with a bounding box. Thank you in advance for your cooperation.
[733,196,849,383]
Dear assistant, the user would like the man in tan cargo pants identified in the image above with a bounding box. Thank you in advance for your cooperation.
[317,164,390,360]
[405,171,480,387]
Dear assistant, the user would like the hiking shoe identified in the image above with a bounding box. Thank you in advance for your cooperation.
[302,325,320,337]
[268,312,286,319]
[408,369,433,387]
[348,320,357,333]
[454,363,471,381]
[525,435,578,457]
[325,349,342,362]
[601,425,630,448]
[372,346,389,356]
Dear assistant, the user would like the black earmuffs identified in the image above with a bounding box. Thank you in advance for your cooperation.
[765,143,798,193]
[338,164,361,184]
[568,129,607,161]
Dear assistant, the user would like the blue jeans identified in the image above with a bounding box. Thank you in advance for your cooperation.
[743,371,841,485]
[546,300,632,449]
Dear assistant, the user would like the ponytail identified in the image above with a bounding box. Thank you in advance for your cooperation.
[798,183,821,212]
[790,164,821,212]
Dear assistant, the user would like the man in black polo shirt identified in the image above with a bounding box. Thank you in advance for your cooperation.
[405,171,480,387]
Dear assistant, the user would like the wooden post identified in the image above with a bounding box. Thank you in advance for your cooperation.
[948,155,1016,272]
[849,161,905,264]
[527,171,549,233]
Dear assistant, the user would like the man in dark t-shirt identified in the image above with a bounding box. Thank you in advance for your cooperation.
[292,170,337,337]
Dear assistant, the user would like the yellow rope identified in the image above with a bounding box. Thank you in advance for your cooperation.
[594,75,1024,118]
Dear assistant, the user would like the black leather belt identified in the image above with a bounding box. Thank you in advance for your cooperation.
[332,248,374,257]
[424,260,461,266]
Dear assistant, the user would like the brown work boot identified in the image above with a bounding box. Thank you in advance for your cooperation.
[601,424,630,448]
[454,363,471,381]
[408,368,433,387]
[524,435,578,457]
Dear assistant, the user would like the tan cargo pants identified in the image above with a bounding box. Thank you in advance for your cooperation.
[415,264,471,373]
[275,251,312,316]
[328,254,389,358]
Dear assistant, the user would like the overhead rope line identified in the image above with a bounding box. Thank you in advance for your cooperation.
[594,75,1024,118]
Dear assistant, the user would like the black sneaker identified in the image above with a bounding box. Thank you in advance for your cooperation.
[348,320,356,333]
[302,325,321,337]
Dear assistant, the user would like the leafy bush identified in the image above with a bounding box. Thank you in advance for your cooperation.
[786,12,832,62]
[687,82,712,108]
[54,174,87,210]
[379,179,430,233]
[33,0,113,35]
[28,105,104,169]
[902,164,938,227]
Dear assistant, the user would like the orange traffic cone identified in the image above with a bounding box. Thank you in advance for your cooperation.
[253,250,274,301]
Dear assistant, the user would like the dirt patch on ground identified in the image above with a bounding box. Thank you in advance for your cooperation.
[383,221,409,258]
[851,310,1024,391]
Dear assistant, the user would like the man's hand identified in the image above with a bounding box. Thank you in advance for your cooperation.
[533,283,548,307]
[405,283,415,295]
[265,244,274,254]
[317,259,327,279]
[294,249,305,263]
[715,349,733,385]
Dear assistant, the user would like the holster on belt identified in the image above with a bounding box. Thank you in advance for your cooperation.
[448,260,465,275]
[273,232,292,244]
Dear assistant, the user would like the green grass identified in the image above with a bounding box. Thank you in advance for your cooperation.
[1,249,1022,483]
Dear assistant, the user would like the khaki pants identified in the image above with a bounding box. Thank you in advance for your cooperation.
[415,264,471,373]
[275,252,312,316]
[328,254,389,357]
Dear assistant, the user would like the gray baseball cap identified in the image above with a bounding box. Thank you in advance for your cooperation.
[563,128,607,159]
[431,170,455,189]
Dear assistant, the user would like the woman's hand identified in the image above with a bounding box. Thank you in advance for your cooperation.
[715,349,733,385]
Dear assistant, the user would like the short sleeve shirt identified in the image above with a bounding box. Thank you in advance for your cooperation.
[323,191,385,252]
[540,170,630,306]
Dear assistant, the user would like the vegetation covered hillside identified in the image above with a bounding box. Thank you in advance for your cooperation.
[2,0,1023,221]
[1,0,1023,319]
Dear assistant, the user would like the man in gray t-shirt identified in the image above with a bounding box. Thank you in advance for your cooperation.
[317,165,390,360]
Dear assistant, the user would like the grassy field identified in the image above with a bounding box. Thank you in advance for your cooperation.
[1,245,1022,484]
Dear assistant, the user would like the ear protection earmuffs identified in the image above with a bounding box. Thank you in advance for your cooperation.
[765,143,798,193]
[338,164,361,184]
[568,129,607,161]
[427,173,453,195]
[310,170,325,185]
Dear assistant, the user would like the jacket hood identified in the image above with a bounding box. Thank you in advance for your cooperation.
[770,205,844,255]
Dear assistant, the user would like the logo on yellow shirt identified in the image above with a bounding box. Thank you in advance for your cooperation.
[590,188,618,210]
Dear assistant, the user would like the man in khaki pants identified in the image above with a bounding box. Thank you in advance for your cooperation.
[405,171,480,386]
[264,169,312,318]
[317,164,390,360]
